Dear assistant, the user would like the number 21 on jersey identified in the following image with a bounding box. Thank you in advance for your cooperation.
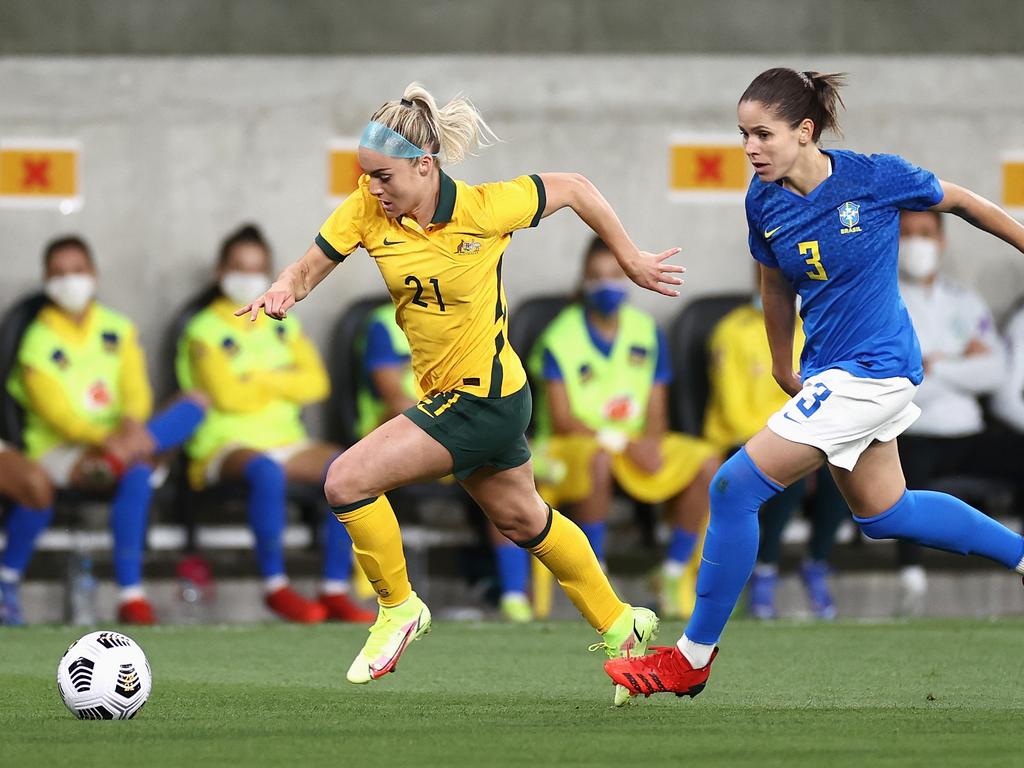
[798,240,829,281]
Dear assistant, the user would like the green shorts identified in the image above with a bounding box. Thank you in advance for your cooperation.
[404,385,533,481]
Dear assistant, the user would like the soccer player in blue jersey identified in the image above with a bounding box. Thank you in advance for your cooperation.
[606,67,1024,700]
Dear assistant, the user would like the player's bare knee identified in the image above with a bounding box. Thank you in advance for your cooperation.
[590,447,613,479]
[21,464,55,509]
[323,456,373,507]
[494,495,548,543]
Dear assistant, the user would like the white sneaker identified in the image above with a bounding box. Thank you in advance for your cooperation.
[346,592,431,684]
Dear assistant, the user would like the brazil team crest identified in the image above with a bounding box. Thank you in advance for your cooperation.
[837,201,862,234]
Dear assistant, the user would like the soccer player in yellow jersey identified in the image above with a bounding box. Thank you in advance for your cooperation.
[240,82,683,703]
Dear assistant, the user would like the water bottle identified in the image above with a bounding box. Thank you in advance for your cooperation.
[176,554,213,623]
[65,547,97,626]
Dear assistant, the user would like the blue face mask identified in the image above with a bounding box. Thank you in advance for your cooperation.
[584,280,629,316]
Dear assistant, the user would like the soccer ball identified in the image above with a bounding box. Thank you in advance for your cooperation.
[56,631,152,719]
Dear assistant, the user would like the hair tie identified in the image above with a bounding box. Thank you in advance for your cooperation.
[799,71,815,88]
[400,98,413,107]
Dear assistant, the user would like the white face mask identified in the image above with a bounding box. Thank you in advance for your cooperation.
[899,236,940,281]
[220,271,270,305]
[45,273,96,314]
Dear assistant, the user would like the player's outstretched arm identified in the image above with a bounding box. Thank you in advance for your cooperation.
[537,172,684,297]
[236,242,338,321]
[761,264,802,397]
[932,181,1024,254]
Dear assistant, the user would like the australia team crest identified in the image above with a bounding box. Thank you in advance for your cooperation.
[837,201,862,234]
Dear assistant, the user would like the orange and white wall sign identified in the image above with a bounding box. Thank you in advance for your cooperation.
[0,139,82,212]
[327,139,362,207]
[1002,152,1024,212]
[668,134,750,202]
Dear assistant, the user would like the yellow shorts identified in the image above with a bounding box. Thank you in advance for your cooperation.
[536,432,718,507]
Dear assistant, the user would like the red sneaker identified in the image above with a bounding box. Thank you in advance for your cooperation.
[118,597,157,625]
[320,593,376,623]
[604,645,718,698]
[266,586,327,623]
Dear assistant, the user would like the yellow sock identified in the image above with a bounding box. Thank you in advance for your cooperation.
[527,508,627,633]
[332,495,411,608]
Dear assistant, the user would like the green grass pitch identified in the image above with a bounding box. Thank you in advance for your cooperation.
[1,618,1020,767]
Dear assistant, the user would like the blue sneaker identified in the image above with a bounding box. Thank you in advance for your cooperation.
[0,581,24,626]
[800,559,836,620]
[748,567,777,620]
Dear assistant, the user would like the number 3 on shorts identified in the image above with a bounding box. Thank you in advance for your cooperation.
[795,381,833,418]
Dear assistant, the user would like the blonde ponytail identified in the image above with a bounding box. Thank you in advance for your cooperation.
[369,82,498,165]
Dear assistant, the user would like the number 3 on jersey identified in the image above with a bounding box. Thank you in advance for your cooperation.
[799,240,829,281]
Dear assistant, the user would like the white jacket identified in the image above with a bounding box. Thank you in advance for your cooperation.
[992,305,1024,432]
[900,276,1006,437]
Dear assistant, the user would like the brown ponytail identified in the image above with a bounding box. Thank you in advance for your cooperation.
[740,68,846,142]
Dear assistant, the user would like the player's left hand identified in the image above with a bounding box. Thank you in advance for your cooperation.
[625,437,663,474]
[623,248,685,297]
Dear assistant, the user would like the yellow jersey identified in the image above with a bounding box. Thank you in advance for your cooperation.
[702,304,804,450]
[317,170,544,399]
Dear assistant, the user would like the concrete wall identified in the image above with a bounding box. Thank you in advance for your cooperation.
[2,55,1023,419]
[3,0,1023,55]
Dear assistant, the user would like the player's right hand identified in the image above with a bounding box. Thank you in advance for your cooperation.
[236,283,296,321]
[774,369,803,397]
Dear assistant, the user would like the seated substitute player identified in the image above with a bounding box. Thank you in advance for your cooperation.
[993,299,1024,433]
[6,235,205,624]
[896,209,1023,613]
[240,82,684,704]
[529,235,720,619]
[607,68,1024,699]
[176,224,374,624]
[357,302,535,622]
[704,273,847,620]
[0,444,55,625]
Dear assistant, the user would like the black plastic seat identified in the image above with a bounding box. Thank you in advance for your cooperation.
[667,293,749,436]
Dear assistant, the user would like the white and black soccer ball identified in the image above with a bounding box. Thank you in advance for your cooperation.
[56,631,152,720]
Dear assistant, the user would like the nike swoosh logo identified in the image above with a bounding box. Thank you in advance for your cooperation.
[383,238,405,246]
[764,226,782,239]
[783,412,800,423]
[369,620,418,674]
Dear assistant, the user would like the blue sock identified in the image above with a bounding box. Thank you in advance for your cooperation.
[110,465,154,587]
[667,528,699,565]
[686,448,783,645]
[146,398,205,452]
[578,521,607,563]
[856,490,1024,571]
[243,455,287,579]
[319,453,352,582]
[494,542,529,595]
[2,504,55,575]
[322,510,354,581]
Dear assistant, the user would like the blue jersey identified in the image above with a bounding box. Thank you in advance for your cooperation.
[746,149,943,385]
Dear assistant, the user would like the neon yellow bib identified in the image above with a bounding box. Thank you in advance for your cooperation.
[355,304,417,439]
[7,303,135,458]
[530,304,658,439]
[175,299,307,460]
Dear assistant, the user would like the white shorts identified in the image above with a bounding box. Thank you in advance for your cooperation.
[203,440,314,486]
[766,369,920,471]
[38,444,87,488]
